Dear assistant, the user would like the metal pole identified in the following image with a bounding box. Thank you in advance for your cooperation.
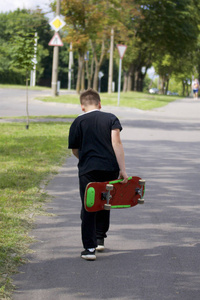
[51,46,59,96]
[118,58,122,105]
[26,72,29,129]
[51,0,60,96]
[30,32,37,87]
[32,32,37,86]
[68,42,73,90]
[108,28,114,93]
[98,77,101,93]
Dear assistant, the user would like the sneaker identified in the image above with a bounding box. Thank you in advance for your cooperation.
[81,249,96,261]
[96,239,105,252]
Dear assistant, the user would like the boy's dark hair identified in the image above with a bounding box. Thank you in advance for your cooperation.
[80,88,101,106]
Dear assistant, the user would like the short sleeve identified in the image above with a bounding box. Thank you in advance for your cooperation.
[111,115,122,131]
[68,119,81,149]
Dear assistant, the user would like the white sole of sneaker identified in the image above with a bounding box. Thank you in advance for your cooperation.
[81,254,96,261]
[96,245,105,252]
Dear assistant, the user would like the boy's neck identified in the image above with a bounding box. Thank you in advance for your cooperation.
[81,103,101,112]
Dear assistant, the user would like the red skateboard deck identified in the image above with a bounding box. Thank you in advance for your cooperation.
[84,176,145,212]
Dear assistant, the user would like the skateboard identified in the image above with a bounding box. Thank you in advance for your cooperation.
[84,176,145,212]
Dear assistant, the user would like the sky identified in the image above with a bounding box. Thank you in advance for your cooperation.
[1,0,52,14]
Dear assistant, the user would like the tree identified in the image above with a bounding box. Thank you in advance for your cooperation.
[11,31,36,129]
[134,0,200,92]
[61,0,90,92]
[113,0,152,92]
[0,9,52,86]
[61,0,120,92]
[112,0,200,93]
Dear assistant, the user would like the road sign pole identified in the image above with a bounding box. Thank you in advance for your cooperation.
[116,44,127,106]
[68,42,73,90]
[98,71,104,93]
[30,32,38,87]
[118,58,122,105]
[51,45,59,96]
[108,28,114,94]
[51,0,60,96]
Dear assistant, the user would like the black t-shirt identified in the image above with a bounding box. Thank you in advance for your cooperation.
[68,110,122,176]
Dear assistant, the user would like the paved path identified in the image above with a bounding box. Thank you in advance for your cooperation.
[2,90,199,299]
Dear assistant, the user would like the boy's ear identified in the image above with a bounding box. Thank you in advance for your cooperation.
[99,102,102,109]
[81,104,85,112]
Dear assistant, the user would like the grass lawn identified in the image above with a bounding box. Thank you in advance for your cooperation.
[1,115,78,120]
[0,84,50,91]
[0,84,181,110]
[37,91,181,110]
[0,120,71,299]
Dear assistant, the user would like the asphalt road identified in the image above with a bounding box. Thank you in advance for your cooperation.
[1,89,200,299]
[0,88,79,117]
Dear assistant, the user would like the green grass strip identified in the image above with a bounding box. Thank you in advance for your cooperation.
[36,91,180,110]
[0,120,71,299]
[0,84,51,91]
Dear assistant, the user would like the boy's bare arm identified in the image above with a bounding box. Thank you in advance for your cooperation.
[72,149,79,159]
[111,129,128,183]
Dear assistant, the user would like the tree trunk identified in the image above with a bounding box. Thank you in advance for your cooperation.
[85,47,94,89]
[182,80,185,96]
[137,72,142,91]
[85,61,90,89]
[123,71,128,92]
[76,52,84,93]
[127,64,134,91]
[91,39,106,91]
[166,78,169,94]
[160,76,166,94]
[127,73,132,91]
[139,70,147,92]
[134,70,139,91]
[186,83,189,96]
[138,75,143,91]
[93,65,100,91]
[81,62,85,92]
[86,57,94,89]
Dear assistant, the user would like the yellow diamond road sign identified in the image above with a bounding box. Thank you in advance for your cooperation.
[49,16,66,32]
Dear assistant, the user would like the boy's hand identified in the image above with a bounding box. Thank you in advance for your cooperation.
[119,171,129,184]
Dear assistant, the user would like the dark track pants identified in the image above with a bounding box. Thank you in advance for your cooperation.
[79,170,119,249]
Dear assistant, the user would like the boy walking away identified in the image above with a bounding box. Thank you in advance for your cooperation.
[68,89,128,260]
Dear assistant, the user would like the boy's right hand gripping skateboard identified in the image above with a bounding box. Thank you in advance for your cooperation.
[84,176,145,212]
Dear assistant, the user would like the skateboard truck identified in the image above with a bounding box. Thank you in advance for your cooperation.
[136,179,145,204]
[102,184,113,210]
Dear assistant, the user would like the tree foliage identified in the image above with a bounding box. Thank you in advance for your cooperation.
[60,0,120,92]
[0,9,52,85]
[10,32,35,71]
[1,1,200,94]
[135,0,200,93]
